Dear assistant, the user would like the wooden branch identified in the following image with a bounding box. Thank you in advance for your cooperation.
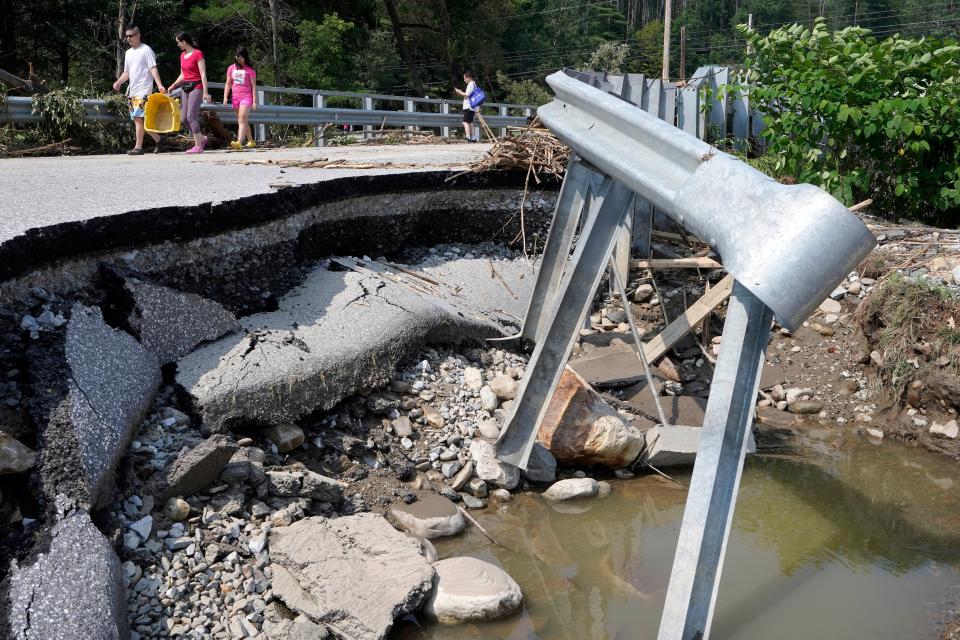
[632,257,722,270]
[848,198,873,213]
[0,67,47,94]
[643,274,734,363]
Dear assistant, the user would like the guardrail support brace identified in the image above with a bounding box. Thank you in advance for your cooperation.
[657,281,773,640]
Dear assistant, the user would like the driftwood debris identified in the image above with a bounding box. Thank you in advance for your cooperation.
[643,274,735,364]
[0,66,47,95]
[453,117,569,179]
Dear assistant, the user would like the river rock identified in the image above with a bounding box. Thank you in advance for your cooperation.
[930,419,959,439]
[489,374,518,401]
[263,422,305,453]
[8,509,126,640]
[392,416,414,437]
[124,278,240,364]
[154,434,237,500]
[0,433,36,474]
[164,496,190,521]
[389,493,465,539]
[422,405,445,429]
[30,303,160,508]
[543,478,599,501]
[450,460,474,491]
[522,442,556,484]
[477,418,500,440]
[537,366,645,469]
[270,514,434,640]
[819,298,842,314]
[791,399,824,415]
[463,367,484,391]
[479,386,499,412]
[425,557,522,624]
[469,441,521,490]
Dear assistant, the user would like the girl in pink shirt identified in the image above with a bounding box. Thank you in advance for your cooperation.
[166,31,210,154]
[223,47,257,150]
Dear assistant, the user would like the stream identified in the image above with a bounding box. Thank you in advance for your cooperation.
[396,426,960,639]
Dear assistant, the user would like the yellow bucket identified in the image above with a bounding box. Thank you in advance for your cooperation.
[144,93,181,134]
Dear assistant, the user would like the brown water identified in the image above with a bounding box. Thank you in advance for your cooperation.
[395,430,960,640]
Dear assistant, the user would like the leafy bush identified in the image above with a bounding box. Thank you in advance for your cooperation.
[585,41,630,74]
[740,19,960,224]
[495,71,551,108]
[31,88,88,140]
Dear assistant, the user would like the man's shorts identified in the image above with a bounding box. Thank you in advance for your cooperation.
[128,95,147,120]
[462,108,476,123]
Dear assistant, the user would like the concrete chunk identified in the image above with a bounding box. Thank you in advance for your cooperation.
[178,258,531,433]
[7,510,127,640]
[270,514,434,640]
[126,278,239,364]
[32,303,160,508]
[642,424,756,467]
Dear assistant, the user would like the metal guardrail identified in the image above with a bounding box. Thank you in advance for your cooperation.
[494,69,875,640]
[567,66,765,149]
[0,84,535,144]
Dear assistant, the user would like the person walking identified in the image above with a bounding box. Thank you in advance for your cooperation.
[112,24,165,155]
[454,71,479,143]
[222,46,257,150]
[166,32,211,154]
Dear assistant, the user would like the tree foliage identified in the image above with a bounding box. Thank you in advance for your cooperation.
[742,18,960,223]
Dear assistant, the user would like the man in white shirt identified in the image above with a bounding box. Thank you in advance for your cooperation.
[112,24,165,155]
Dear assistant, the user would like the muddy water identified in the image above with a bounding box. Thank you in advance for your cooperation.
[395,430,960,640]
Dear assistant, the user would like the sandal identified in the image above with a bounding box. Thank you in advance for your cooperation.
[185,146,202,154]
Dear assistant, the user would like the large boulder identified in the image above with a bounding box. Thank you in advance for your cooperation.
[6,509,127,640]
[270,514,435,640]
[124,278,239,364]
[537,366,645,469]
[177,258,530,433]
[389,493,465,539]
[424,557,523,624]
[29,303,160,508]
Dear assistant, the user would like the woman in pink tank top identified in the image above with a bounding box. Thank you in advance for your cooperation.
[222,46,258,150]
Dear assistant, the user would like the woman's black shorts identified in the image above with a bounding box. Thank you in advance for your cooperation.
[462,109,476,123]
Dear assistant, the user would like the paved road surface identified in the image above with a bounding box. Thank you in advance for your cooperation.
[0,144,490,244]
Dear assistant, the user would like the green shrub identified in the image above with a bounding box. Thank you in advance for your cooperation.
[739,18,960,224]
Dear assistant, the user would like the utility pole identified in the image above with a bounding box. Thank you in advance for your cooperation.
[662,0,672,82]
[679,26,686,82]
[746,13,753,55]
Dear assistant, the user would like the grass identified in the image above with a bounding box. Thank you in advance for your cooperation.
[857,273,960,403]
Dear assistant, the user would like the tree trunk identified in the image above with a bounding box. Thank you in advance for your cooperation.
[115,0,126,77]
[439,0,458,88]
[268,0,280,84]
[382,0,426,96]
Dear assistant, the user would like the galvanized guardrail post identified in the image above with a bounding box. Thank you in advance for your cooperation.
[255,89,267,142]
[362,96,374,139]
[441,103,451,138]
[495,69,876,640]
[312,94,326,146]
[657,280,773,640]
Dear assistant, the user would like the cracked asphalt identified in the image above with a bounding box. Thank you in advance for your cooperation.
[0,144,490,245]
